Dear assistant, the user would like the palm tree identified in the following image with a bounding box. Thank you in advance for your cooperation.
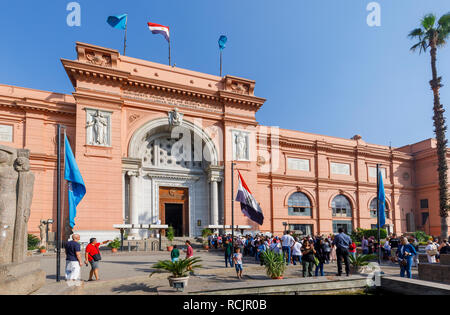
[409,13,450,239]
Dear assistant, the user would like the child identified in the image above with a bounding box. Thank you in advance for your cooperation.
[171,245,180,262]
[233,247,243,279]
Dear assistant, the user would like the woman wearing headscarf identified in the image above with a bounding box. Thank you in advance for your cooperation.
[396,237,417,278]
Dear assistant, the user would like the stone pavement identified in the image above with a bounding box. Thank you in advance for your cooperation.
[33,249,418,295]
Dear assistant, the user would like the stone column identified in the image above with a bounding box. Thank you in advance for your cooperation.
[207,165,224,229]
[210,179,219,226]
[127,171,140,239]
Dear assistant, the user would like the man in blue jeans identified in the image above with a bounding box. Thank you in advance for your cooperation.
[281,230,295,265]
[332,228,352,276]
[396,237,417,278]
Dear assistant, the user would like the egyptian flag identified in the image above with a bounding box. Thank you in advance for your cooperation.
[236,171,264,225]
[147,22,170,42]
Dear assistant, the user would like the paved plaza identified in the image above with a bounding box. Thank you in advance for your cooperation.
[33,249,418,295]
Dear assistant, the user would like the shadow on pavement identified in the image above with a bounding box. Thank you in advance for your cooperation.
[111,283,158,294]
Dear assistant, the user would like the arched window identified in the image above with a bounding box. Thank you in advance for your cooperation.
[332,195,352,217]
[369,198,389,219]
[288,192,312,216]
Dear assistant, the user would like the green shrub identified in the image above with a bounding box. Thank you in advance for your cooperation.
[351,228,387,242]
[201,228,213,238]
[27,234,40,250]
[108,238,121,249]
[349,253,377,267]
[166,226,175,244]
[412,231,431,243]
[150,257,203,278]
[261,250,286,279]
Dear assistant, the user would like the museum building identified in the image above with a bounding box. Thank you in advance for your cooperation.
[0,42,448,241]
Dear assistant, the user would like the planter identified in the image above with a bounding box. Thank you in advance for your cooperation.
[203,245,209,250]
[167,246,174,252]
[168,276,189,291]
[39,249,46,254]
[111,248,118,253]
[271,276,284,280]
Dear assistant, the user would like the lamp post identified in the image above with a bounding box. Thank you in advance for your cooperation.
[282,222,288,233]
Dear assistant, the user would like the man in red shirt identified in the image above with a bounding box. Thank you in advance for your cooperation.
[84,238,109,281]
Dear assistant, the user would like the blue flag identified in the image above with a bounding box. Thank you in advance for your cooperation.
[64,134,86,228]
[218,35,227,50]
[107,14,128,30]
[378,169,386,228]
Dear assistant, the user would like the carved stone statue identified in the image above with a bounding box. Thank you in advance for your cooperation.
[39,220,47,248]
[168,108,183,127]
[235,132,248,160]
[0,146,34,265]
[0,145,45,295]
[87,110,109,145]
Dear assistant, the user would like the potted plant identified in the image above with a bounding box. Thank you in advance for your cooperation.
[150,257,202,291]
[261,250,286,279]
[39,246,46,254]
[166,226,175,252]
[349,253,377,274]
[108,238,121,253]
[201,228,212,250]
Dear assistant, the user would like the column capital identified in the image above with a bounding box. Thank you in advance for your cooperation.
[127,169,142,178]
[207,165,224,183]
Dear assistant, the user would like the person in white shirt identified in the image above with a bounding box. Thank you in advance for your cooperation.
[425,240,437,263]
[291,237,303,266]
[281,231,295,265]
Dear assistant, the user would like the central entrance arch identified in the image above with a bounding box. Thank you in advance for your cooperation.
[124,115,223,238]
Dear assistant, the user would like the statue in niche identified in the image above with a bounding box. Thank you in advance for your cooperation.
[235,132,248,160]
[87,110,109,145]
[168,108,183,127]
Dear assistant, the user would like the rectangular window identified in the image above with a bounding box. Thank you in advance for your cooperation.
[371,224,378,230]
[332,221,353,234]
[0,124,13,142]
[330,162,350,175]
[420,199,429,209]
[332,207,351,217]
[288,224,313,236]
[288,207,311,216]
[287,158,310,171]
[368,167,386,178]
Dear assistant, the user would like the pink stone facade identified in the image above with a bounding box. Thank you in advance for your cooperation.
[0,42,448,240]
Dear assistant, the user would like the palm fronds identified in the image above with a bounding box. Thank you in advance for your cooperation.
[349,254,377,267]
[261,250,286,279]
[150,257,202,278]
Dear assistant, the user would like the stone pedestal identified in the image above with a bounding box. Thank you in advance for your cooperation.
[418,254,450,284]
[0,259,46,295]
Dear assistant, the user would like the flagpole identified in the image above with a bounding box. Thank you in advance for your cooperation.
[220,50,222,77]
[376,163,381,265]
[168,38,171,66]
[56,124,62,282]
[123,15,128,56]
[231,161,235,250]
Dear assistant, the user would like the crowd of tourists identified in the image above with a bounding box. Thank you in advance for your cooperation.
[62,230,450,283]
[207,230,450,280]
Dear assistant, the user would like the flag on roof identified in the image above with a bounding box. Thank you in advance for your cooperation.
[147,22,170,42]
[107,14,128,30]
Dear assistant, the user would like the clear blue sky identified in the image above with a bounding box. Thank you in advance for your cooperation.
[1,0,450,147]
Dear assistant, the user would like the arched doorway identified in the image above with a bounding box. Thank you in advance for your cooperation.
[124,114,223,238]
